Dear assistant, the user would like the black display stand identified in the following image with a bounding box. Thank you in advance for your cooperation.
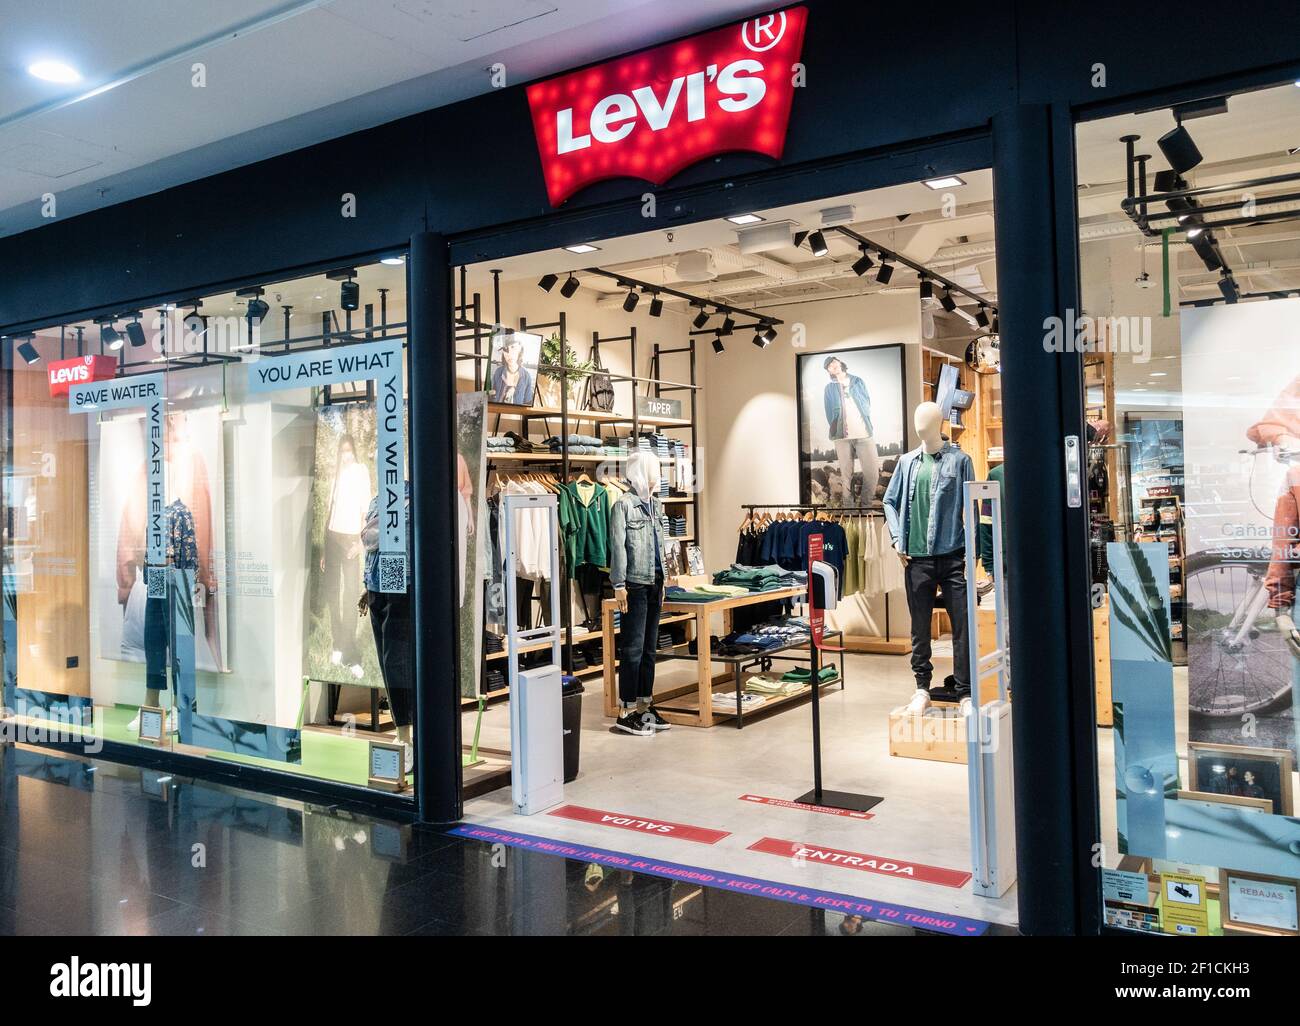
[794,558,883,815]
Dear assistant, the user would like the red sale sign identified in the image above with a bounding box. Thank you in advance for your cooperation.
[526,7,808,206]
[47,355,117,397]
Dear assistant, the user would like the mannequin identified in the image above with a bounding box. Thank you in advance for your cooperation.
[609,451,672,736]
[881,401,975,713]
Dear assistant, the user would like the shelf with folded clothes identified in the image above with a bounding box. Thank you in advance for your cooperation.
[486,402,690,430]
[483,613,692,662]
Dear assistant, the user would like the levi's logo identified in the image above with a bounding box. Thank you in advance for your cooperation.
[526,7,808,206]
[47,354,116,397]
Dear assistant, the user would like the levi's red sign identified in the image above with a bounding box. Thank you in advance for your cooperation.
[47,355,117,397]
[526,6,808,206]
[748,837,972,888]
[548,804,730,845]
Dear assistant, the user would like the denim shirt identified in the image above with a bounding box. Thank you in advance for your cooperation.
[823,375,874,440]
[882,443,974,557]
[609,490,667,588]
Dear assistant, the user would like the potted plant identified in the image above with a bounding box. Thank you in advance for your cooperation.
[537,333,594,407]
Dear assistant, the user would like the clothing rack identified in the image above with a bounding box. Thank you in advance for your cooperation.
[737,502,907,653]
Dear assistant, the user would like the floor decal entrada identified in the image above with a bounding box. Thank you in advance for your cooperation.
[748,837,972,888]
[451,825,988,936]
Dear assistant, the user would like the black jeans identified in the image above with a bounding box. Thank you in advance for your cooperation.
[618,574,663,707]
[904,551,970,693]
[368,591,413,728]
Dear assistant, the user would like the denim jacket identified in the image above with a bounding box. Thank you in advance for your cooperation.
[882,443,974,557]
[823,375,874,440]
[609,490,667,588]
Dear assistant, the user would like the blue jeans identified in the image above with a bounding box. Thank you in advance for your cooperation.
[618,574,663,707]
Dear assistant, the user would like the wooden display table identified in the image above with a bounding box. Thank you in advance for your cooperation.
[601,586,843,728]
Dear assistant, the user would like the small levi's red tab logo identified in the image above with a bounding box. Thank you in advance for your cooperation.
[748,837,972,888]
[526,6,808,206]
[549,804,730,844]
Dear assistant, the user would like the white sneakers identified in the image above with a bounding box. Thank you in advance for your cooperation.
[906,689,931,714]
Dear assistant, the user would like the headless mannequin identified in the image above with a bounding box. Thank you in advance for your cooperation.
[897,401,971,712]
[613,452,664,718]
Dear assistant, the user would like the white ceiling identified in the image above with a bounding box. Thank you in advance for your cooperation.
[0,0,772,237]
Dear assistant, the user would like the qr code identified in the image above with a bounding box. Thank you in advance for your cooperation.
[147,566,166,598]
[379,555,407,593]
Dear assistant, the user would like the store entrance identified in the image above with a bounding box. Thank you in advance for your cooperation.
[450,170,1018,930]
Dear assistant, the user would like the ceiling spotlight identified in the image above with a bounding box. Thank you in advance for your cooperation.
[1191,232,1224,272]
[14,336,39,364]
[808,230,829,257]
[752,332,768,348]
[564,243,600,254]
[793,230,809,248]
[622,288,640,313]
[1157,122,1203,175]
[246,298,270,322]
[648,293,664,317]
[27,60,81,84]
[98,320,123,351]
[720,316,736,336]
[1185,225,1204,239]
[851,248,875,276]
[875,261,895,284]
[975,306,991,329]
[560,275,580,299]
[183,305,206,337]
[712,333,725,354]
[919,278,934,301]
[761,323,778,344]
[923,175,966,190]
[538,273,559,293]
[1218,272,1238,302]
[126,318,148,348]
[726,213,764,225]
[939,288,957,313]
[692,305,711,329]
[1153,170,1183,194]
[340,279,359,311]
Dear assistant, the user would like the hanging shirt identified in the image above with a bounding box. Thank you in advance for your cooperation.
[563,479,610,575]
[906,451,938,557]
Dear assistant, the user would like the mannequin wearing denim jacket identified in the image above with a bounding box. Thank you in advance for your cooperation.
[883,403,974,702]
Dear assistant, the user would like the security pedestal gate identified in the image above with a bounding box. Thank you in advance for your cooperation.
[963,480,1016,898]
[501,492,564,816]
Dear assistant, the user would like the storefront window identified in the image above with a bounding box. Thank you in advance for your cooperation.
[1,257,416,795]
[1079,80,1300,936]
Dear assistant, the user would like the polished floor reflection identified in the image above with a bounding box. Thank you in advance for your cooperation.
[0,746,1003,936]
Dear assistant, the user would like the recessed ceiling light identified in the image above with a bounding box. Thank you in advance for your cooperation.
[923,175,966,190]
[28,60,81,84]
[381,256,405,266]
[1133,387,1149,392]
[1150,372,1167,377]
[726,213,764,225]
[564,244,600,254]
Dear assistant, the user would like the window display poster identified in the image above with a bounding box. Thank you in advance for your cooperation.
[457,392,488,698]
[96,407,229,673]
[1223,871,1299,933]
[1181,298,1300,762]
[489,329,541,407]
[306,404,381,687]
[796,344,905,507]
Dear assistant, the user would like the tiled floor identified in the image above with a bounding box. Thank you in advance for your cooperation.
[0,745,1008,936]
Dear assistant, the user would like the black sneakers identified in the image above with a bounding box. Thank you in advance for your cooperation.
[643,706,671,731]
[614,711,655,736]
